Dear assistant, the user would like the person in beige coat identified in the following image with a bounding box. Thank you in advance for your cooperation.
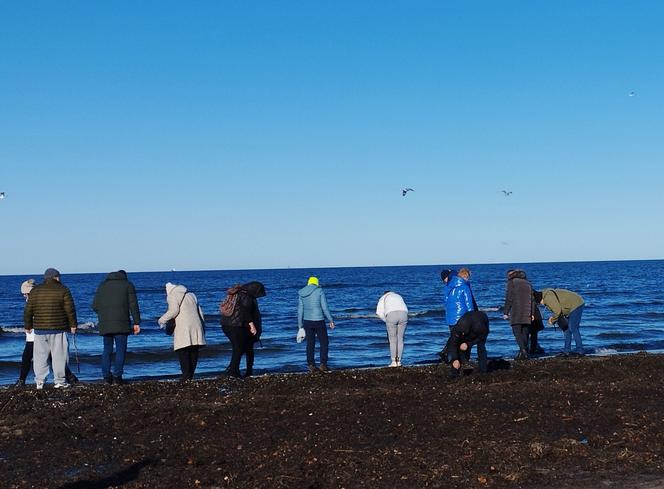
[158,282,206,381]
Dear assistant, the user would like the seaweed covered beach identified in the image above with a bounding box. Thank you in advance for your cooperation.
[1,354,664,489]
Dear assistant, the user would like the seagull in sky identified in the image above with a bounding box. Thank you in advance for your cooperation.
[0,192,5,200]
[629,91,636,97]
[499,190,513,196]
[402,188,414,197]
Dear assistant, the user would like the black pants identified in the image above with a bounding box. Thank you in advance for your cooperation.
[224,326,250,377]
[19,341,76,381]
[527,320,544,353]
[177,345,200,380]
[511,324,530,354]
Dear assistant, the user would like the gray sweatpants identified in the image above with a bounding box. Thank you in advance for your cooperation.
[385,311,408,361]
[33,332,69,384]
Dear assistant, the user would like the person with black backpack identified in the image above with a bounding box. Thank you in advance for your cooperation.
[220,283,262,378]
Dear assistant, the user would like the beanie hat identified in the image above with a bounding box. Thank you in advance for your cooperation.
[165,282,177,295]
[21,279,36,295]
[307,276,319,286]
[440,269,454,282]
[44,268,60,280]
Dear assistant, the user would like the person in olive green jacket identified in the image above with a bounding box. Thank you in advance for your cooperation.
[538,288,585,355]
[23,268,78,389]
[92,270,141,384]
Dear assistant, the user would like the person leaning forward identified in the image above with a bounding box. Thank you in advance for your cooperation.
[23,268,78,390]
[538,288,585,355]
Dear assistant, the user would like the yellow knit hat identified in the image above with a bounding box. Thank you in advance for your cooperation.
[307,276,319,286]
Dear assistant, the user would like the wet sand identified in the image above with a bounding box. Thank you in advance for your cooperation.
[1,353,663,488]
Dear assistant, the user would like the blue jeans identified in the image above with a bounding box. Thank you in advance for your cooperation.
[102,334,128,378]
[564,305,584,353]
[304,320,328,366]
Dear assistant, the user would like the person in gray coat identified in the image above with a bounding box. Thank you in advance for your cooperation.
[92,270,141,385]
[502,269,535,360]
[297,276,335,372]
[158,282,206,381]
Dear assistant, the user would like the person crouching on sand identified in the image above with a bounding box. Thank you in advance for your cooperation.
[298,276,335,373]
[444,310,490,378]
[375,291,408,367]
[158,282,206,382]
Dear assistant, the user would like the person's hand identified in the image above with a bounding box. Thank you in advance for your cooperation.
[249,323,257,336]
[329,321,335,330]
[531,315,535,322]
[548,317,555,325]
[70,327,77,334]
[133,324,141,335]
[460,342,468,351]
[452,360,461,370]
[502,314,509,320]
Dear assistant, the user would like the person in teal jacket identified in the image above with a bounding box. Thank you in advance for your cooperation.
[298,277,335,372]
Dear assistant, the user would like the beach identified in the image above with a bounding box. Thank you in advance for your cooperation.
[1,353,663,488]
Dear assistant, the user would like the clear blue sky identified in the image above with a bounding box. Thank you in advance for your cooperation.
[1,1,662,274]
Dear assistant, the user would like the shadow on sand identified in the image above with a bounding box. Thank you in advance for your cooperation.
[57,459,155,489]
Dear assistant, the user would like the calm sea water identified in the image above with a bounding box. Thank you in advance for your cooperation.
[1,260,663,385]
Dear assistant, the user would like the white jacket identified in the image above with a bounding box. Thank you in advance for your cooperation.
[158,284,207,351]
[376,292,408,322]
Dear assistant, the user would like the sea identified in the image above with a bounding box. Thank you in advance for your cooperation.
[1,260,663,386]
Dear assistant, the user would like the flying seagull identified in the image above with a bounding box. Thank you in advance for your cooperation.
[0,192,5,200]
[629,91,636,97]
[402,188,414,197]
[499,190,513,196]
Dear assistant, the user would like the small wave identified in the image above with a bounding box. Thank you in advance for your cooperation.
[594,348,618,356]
[480,307,501,312]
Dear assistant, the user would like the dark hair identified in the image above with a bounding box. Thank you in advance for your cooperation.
[533,290,543,303]
[440,269,453,282]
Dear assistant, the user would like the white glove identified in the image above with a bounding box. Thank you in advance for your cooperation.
[296,328,306,343]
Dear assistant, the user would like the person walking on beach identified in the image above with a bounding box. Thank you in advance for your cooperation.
[376,291,409,367]
[444,310,490,378]
[220,284,259,378]
[537,288,585,355]
[502,269,535,360]
[298,276,335,373]
[158,282,206,381]
[92,270,141,385]
[23,268,78,390]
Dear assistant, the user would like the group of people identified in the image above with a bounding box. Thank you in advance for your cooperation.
[438,267,586,378]
[15,266,585,389]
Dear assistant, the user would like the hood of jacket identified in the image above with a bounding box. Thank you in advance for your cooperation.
[243,281,266,299]
[105,271,127,282]
[298,284,319,298]
[167,284,187,298]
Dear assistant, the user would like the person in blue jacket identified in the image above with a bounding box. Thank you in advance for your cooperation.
[298,276,335,373]
[441,268,477,365]
[444,268,476,329]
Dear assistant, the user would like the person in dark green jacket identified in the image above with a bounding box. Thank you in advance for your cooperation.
[92,270,141,384]
[24,268,78,389]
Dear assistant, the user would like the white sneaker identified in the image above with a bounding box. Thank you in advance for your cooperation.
[388,360,398,367]
[396,361,402,367]
[54,383,70,389]
[36,381,44,390]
